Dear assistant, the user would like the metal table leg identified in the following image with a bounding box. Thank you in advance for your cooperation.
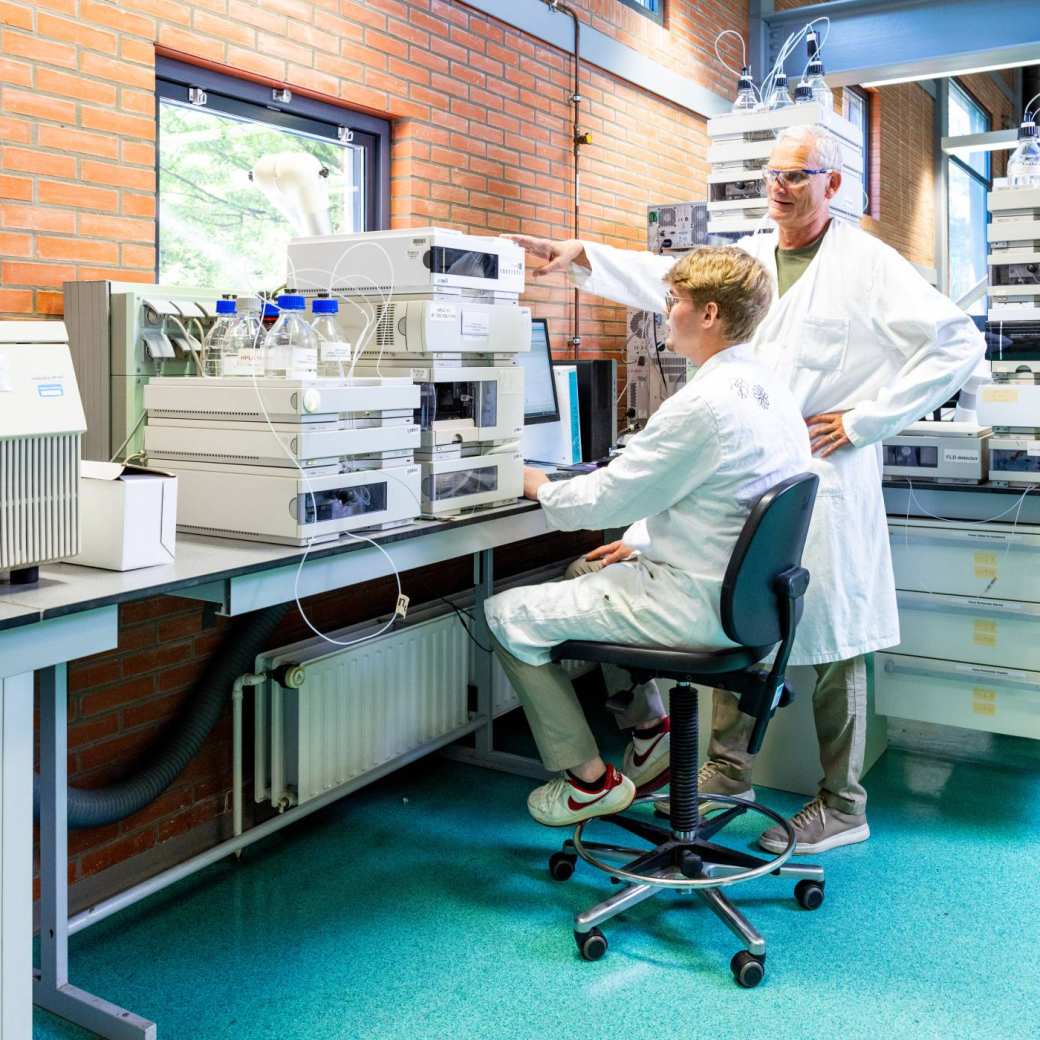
[441,549,551,779]
[33,664,157,1040]
[1,671,33,1040]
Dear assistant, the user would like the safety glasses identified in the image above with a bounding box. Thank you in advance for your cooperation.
[763,168,831,187]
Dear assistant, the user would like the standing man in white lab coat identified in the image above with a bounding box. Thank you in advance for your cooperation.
[510,124,987,854]
[484,247,811,828]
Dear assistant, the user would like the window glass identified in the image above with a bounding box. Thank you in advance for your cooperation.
[618,0,662,23]
[949,82,989,178]
[842,88,870,214]
[158,99,365,288]
[948,162,988,315]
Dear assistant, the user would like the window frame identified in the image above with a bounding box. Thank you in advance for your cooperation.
[617,0,664,26]
[155,56,391,283]
[842,85,871,216]
[945,79,991,312]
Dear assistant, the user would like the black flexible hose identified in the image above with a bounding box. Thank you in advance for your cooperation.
[33,604,288,829]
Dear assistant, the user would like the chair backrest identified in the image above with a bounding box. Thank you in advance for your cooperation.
[720,472,819,648]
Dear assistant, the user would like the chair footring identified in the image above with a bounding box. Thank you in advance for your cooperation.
[569,793,802,890]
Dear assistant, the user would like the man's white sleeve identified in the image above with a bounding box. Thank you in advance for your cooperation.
[571,241,676,314]
[842,250,987,447]
[536,395,721,531]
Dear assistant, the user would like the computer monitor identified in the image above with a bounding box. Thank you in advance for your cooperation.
[521,317,560,424]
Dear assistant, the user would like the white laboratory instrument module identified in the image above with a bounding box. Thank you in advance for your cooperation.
[0,321,85,585]
[977,381,1040,430]
[881,421,991,484]
[299,227,529,517]
[987,185,1040,324]
[987,435,1040,484]
[143,376,421,544]
[705,103,864,237]
[287,227,526,299]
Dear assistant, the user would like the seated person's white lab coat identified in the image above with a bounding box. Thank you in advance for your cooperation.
[485,342,812,665]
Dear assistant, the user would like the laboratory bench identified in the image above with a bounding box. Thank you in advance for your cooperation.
[1,499,570,1040]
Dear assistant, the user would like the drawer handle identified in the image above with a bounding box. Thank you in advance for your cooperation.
[896,596,1038,621]
[889,532,1038,552]
[882,659,1040,691]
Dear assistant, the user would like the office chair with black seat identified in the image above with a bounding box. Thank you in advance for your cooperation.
[545,471,823,988]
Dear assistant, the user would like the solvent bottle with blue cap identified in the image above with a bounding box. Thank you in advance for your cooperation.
[202,296,238,377]
[310,296,353,378]
[264,293,319,380]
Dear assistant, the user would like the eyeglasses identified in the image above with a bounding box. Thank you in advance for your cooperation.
[664,289,681,314]
[763,168,831,187]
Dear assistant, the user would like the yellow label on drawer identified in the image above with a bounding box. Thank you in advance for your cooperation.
[982,387,1019,403]
[972,686,998,716]
[974,551,998,579]
[973,620,997,646]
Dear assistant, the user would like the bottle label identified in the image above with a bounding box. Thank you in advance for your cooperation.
[321,341,352,361]
[289,348,318,379]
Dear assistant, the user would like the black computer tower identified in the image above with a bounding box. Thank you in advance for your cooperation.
[553,359,616,462]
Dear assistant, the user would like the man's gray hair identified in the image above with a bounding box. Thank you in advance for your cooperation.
[775,124,843,172]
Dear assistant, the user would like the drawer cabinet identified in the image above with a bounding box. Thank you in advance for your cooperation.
[889,520,1040,602]
[893,591,1040,672]
[875,653,1040,739]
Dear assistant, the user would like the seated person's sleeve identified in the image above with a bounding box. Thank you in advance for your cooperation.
[537,394,722,532]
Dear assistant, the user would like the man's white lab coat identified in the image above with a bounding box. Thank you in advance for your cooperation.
[485,343,811,666]
[574,220,987,665]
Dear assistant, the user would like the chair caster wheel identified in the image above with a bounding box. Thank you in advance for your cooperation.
[575,927,607,961]
[795,880,825,910]
[731,951,765,988]
[548,851,577,881]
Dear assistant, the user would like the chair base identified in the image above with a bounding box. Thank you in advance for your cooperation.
[552,795,825,987]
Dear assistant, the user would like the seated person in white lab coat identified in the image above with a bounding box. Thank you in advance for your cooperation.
[484,247,812,827]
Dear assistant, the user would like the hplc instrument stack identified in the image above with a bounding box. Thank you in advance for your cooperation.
[978,180,1040,484]
[705,102,865,238]
[288,228,530,517]
[142,305,422,545]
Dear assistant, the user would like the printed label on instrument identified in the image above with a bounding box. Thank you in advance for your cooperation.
[982,387,1020,403]
[942,447,980,464]
[972,687,997,716]
[428,304,458,323]
[461,309,490,338]
[974,550,998,580]
[972,701,997,716]
[973,619,997,646]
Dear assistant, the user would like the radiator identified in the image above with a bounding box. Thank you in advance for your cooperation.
[254,565,592,808]
[255,612,471,809]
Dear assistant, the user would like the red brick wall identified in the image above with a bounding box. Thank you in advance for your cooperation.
[4,0,750,891]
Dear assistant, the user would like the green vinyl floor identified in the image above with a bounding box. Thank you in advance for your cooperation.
[33,716,1040,1040]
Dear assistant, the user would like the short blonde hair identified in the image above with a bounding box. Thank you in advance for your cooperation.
[665,246,772,343]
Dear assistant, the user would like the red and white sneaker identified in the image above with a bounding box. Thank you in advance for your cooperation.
[623,717,671,795]
[527,764,636,827]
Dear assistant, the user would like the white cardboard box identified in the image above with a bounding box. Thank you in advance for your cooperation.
[69,461,177,570]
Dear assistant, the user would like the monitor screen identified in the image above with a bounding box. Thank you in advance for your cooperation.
[521,318,560,425]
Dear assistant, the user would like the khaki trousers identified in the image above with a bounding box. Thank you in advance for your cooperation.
[708,656,868,815]
[489,543,665,770]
